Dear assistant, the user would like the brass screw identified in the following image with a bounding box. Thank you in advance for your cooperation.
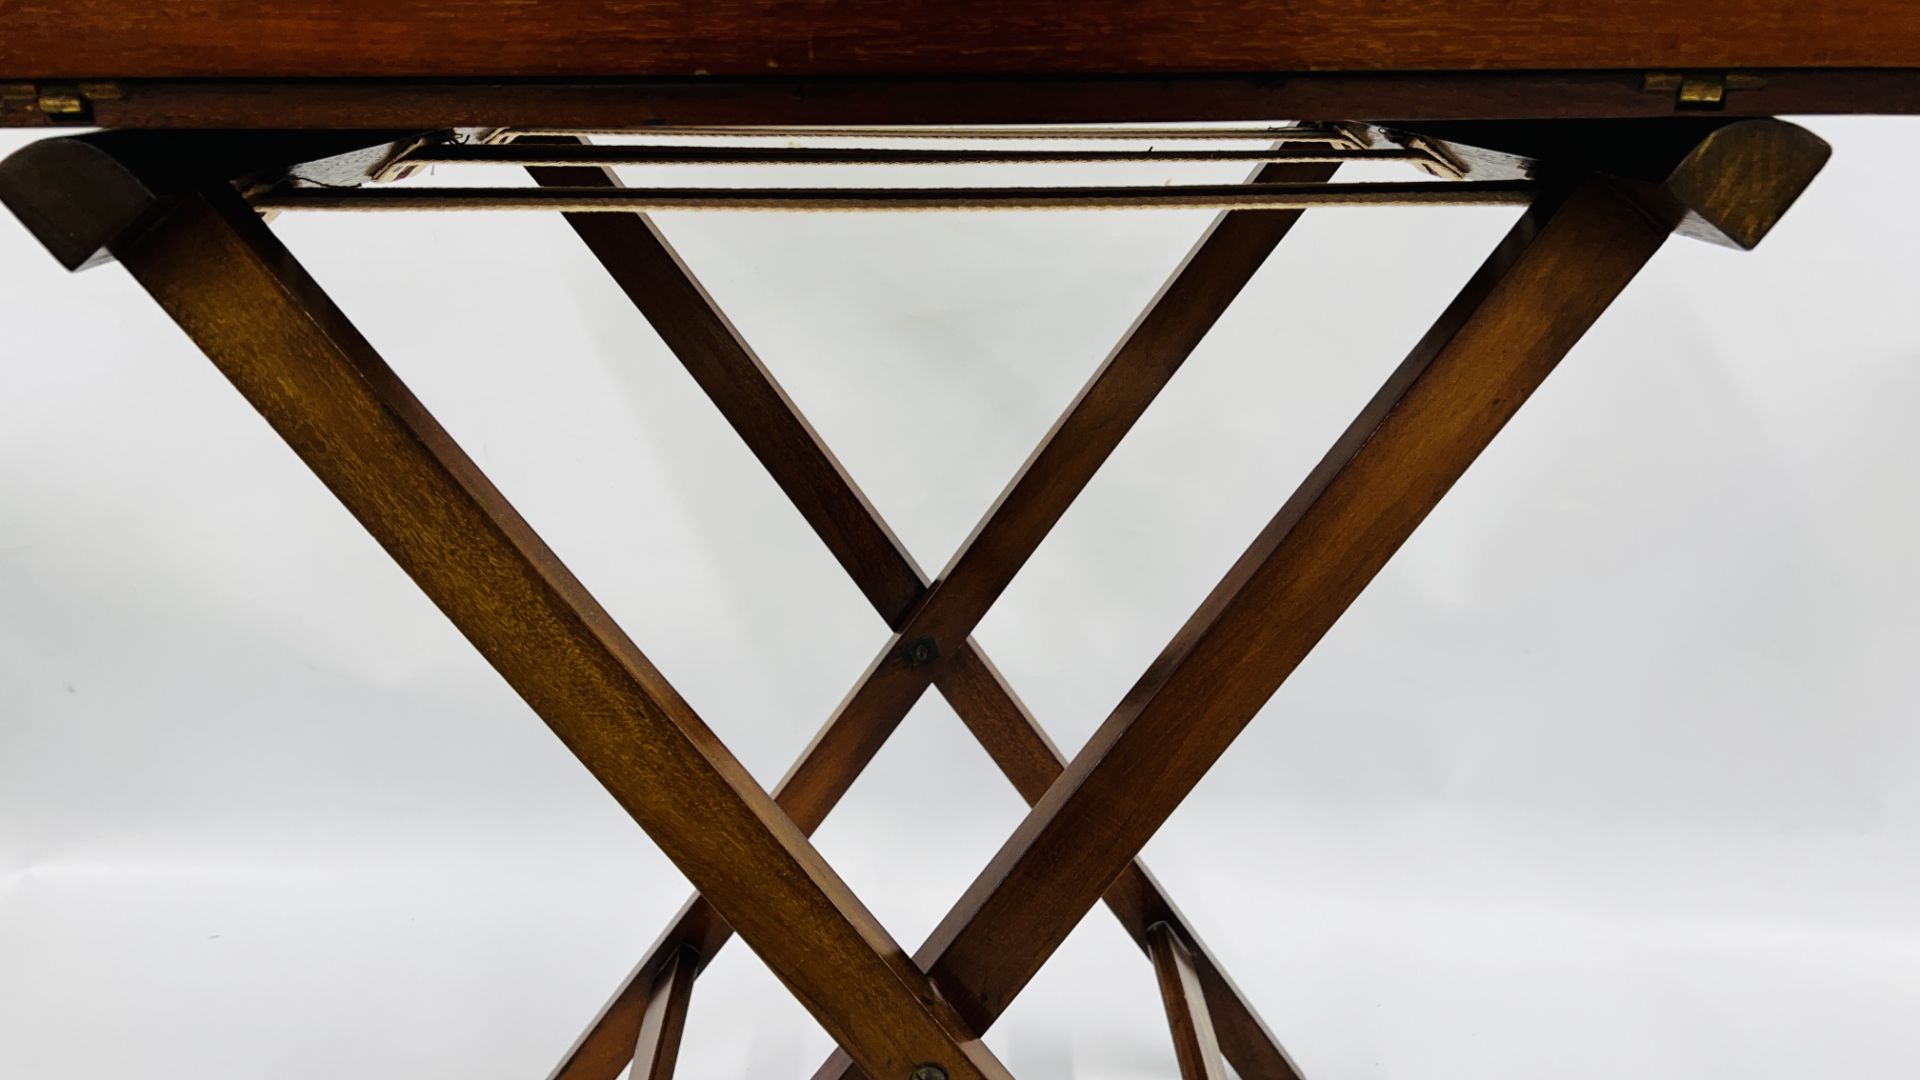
[910,1066,948,1080]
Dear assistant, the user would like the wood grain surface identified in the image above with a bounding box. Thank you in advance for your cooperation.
[2,1,1918,80]
[7,72,1920,131]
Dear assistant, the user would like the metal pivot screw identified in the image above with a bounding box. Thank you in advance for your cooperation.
[910,1066,949,1080]
[903,636,940,666]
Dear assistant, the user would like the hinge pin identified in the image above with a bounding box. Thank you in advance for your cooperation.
[903,637,940,666]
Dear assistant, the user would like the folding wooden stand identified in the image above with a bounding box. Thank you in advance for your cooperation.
[0,115,1829,1080]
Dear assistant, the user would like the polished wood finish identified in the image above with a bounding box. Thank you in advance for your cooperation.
[1148,924,1230,1080]
[4,2,1919,80]
[0,113,1832,1080]
[534,145,1314,1080]
[8,72,1920,131]
[0,138,1010,1080]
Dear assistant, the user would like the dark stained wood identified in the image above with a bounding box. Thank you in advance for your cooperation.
[8,71,1920,131]
[1147,923,1231,1080]
[0,135,1010,1080]
[632,947,698,1080]
[807,119,1831,1080]
[536,147,1313,1080]
[528,147,923,1080]
[4,2,1920,80]
[554,663,1307,1080]
[0,114,1836,1080]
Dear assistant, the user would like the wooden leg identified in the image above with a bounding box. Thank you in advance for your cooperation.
[532,149,1324,1080]
[806,119,1830,1080]
[905,175,1682,1034]
[1148,923,1230,1080]
[632,947,698,1080]
[0,134,1012,1080]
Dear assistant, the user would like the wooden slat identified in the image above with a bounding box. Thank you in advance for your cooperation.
[631,948,698,1080]
[251,180,1536,214]
[810,172,1689,1080]
[4,1,1920,79]
[535,151,1315,1080]
[77,173,1006,1080]
[1147,924,1231,1080]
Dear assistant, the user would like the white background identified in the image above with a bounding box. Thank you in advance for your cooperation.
[2,118,1916,1080]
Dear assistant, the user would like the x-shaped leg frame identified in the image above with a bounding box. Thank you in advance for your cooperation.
[0,117,1828,1080]
[522,138,1335,1080]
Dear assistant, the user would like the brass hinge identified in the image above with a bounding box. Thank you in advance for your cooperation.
[3,81,123,122]
[0,83,37,118]
[1643,72,1766,110]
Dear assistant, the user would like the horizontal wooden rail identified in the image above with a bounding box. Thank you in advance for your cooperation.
[502,125,1358,142]
[253,180,1535,213]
